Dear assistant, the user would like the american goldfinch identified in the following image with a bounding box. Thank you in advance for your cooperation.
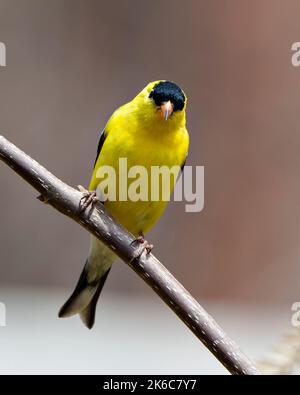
[59,80,189,328]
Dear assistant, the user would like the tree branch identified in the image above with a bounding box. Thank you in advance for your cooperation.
[0,135,261,375]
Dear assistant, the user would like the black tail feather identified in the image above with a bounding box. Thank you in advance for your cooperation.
[79,269,111,329]
[58,262,111,329]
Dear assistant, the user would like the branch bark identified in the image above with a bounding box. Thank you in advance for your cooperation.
[0,135,261,375]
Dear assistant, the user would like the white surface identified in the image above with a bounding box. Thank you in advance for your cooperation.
[0,287,295,374]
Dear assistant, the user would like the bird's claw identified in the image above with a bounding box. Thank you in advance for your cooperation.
[131,235,145,244]
[78,185,99,212]
[144,242,154,255]
[131,234,153,257]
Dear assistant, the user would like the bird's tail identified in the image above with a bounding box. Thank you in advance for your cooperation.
[58,262,111,329]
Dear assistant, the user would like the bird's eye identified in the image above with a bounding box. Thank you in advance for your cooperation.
[149,90,154,99]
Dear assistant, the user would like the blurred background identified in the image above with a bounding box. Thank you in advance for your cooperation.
[1,0,300,374]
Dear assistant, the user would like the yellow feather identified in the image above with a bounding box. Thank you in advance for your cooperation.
[89,81,189,235]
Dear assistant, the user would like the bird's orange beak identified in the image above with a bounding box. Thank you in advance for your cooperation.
[160,100,174,120]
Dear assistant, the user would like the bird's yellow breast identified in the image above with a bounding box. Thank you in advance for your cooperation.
[89,96,189,236]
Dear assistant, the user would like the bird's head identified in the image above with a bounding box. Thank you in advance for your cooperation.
[133,80,187,127]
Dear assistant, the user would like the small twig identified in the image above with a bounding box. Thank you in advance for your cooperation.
[0,135,261,375]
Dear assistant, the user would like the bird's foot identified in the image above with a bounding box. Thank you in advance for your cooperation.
[131,232,146,246]
[78,185,99,212]
[131,233,154,257]
[144,242,154,255]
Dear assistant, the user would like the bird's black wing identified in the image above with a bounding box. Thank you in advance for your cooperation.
[180,157,186,173]
[93,129,107,168]
[176,157,187,183]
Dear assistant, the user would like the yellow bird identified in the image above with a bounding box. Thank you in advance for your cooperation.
[59,80,189,328]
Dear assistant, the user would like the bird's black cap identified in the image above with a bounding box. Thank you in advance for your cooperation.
[149,81,185,112]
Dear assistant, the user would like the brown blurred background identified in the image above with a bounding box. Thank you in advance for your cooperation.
[1,0,300,304]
